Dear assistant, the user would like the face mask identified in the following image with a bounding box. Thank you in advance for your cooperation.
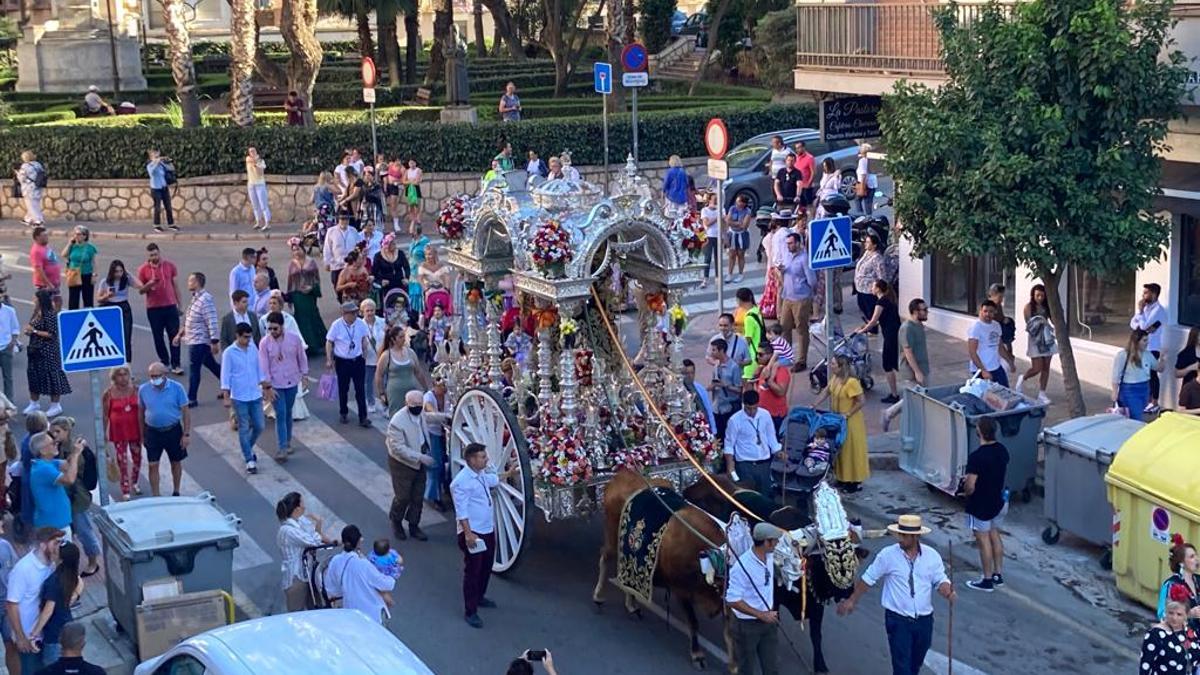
[150,376,166,387]
[407,405,423,416]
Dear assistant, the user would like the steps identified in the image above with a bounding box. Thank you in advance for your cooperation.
[654,48,708,81]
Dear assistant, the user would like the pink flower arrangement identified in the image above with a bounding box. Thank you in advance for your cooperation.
[528,219,574,275]
[529,419,593,486]
[611,443,658,472]
[678,211,706,257]
[437,196,468,241]
[675,411,719,464]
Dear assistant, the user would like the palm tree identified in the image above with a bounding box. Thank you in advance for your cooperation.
[157,0,202,127]
[479,0,525,60]
[377,0,402,86]
[229,0,256,126]
[473,0,486,57]
[402,1,419,85]
[319,0,375,60]
[425,0,452,87]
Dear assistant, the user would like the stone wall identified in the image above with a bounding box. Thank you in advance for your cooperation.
[2,157,709,225]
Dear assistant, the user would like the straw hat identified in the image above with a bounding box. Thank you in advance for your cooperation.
[886,514,931,536]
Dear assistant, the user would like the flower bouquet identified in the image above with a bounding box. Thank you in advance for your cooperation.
[574,348,594,386]
[528,219,574,278]
[437,196,468,243]
[559,317,578,349]
[675,411,719,465]
[611,443,659,472]
[678,211,706,261]
[668,303,688,336]
[530,422,593,487]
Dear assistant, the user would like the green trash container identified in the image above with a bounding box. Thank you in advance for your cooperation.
[94,492,241,639]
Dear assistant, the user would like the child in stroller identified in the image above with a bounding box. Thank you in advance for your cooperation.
[772,407,848,496]
[803,427,833,470]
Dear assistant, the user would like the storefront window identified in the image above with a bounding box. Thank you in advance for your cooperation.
[1066,266,1136,347]
[1180,214,1200,327]
[930,252,1010,315]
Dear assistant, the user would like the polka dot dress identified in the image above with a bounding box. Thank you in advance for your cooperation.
[1139,626,1197,674]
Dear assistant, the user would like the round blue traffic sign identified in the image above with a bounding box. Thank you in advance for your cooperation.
[621,43,648,73]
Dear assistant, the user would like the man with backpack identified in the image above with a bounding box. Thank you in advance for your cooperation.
[146,149,177,232]
[16,150,47,227]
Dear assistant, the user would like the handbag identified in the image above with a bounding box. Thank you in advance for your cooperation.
[317,372,337,401]
[292,386,311,420]
[66,268,83,288]
[405,183,419,206]
[854,181,868,198]
[1106,354,1130,417]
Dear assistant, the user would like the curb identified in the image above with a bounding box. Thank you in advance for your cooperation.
[868,451,899,471]
[0,226,289,242]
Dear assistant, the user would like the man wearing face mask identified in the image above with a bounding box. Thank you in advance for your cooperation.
[138,361,191,497]
[385,390,434,542]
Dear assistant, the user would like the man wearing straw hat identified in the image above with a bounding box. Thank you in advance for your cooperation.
[837,514,956,675]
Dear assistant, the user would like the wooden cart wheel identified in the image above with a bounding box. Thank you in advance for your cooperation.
[449,386,534,574]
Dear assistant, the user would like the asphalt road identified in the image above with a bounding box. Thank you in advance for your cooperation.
[0,234,1138,674]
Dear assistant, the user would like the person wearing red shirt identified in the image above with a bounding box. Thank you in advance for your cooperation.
[29,226,62,296]
[793,141,817,218]
[136,243,183,374]
[752,345,791,433]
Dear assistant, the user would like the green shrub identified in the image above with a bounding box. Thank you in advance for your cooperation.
[640,0,678,53]
[0,103,813,178]
[750,10,797,92]
[8,111,76,126]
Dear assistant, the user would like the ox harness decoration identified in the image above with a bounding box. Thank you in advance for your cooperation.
[617,486,689,605]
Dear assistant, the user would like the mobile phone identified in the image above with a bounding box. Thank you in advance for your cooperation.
[526,650,546,662]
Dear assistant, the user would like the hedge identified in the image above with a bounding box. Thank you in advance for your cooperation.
[33,106,443,128]
[0,103,815,179]
[7,111,75,126]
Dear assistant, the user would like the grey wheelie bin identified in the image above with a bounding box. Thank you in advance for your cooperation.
[898,383,1049,500]
[1040,414,1144,568]
[95,492,241,640]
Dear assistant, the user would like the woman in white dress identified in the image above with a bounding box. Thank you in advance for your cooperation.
[258,290,307,351]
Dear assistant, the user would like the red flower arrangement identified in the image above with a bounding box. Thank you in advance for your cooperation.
[528,219,574,276]
[529,419,593,486]
[675,411,719,465]
[437,196,467,241]
[678,211,706,259]
[611,443,658,472]
[574,349,594,387]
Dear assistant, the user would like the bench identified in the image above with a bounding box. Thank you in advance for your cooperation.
[412,87,432,106]
[254,88,290,113]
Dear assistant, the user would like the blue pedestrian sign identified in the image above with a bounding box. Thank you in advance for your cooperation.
[594,62,613,95]
[808,216,853,270]
[58,306,126,373]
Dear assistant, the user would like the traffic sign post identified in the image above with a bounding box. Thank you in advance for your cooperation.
[362,57,379,161]
[807,215,854,381]
[621,43,648,162]
[705,118,730,315]
[59,306,127,507]
[595,62,613,193]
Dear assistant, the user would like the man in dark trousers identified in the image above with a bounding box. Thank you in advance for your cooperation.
[450,442,516,628]
[962,416,1010,592]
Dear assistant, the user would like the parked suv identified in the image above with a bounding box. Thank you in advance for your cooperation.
[718,129,860,212]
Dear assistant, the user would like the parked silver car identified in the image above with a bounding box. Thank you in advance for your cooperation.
[718,129,860,212]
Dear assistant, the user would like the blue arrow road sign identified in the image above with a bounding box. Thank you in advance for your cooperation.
[58,306,126,373]
[808,216,854,270]
[594,62,613,95]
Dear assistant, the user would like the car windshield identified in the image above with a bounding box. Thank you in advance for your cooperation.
[726,144,768,170]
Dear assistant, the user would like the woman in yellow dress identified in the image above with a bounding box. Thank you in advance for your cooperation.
[814,354,869,492]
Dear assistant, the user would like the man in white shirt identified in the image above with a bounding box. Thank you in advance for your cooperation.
[967,300,1007,387]
[707,313,750,369]
[725,522,783,675]
[450,442,516,628]
[5,527,63,674]
[221,323,269,474]
[386,390,434,542]
[837,514,956,675]
[227,248,257,311]
[252,272,272,316]
[723,391,783,498]
[0,297,21,400]
[1130,283,1168,414]
[323,216,361,301]
[325,302,371,427]
[324,525,395,624]
[334,153,353,188]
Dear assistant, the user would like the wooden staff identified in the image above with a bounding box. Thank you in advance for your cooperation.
[947,536,954,675]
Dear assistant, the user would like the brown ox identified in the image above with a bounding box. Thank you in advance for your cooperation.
[593,469,730,670]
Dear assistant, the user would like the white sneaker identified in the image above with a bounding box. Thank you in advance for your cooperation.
[1037,392,1051,405]
[45,403,63,417]
[734,273,744,283]
[880,409,891,433]
[368,402,378,414]
[699,279,708,289]
[22,401,40,415]
[1014,374,1025,392]
[246,460,258,475]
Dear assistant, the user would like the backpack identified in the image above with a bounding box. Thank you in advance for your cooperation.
[32,163,48,189]
[162,160,178,186]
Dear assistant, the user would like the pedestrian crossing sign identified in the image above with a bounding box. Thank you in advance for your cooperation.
[58,306,126,373]
[808,216,854,270]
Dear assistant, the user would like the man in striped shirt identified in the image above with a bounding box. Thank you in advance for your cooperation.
[174,272,221,408]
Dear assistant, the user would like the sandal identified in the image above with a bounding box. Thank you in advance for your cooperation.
[81,565,101,579]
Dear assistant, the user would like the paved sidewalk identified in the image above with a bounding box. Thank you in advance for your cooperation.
[0,218,318,242]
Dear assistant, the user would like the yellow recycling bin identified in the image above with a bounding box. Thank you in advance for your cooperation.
[1105,412,1200,610]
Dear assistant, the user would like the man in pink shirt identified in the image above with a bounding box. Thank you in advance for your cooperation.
[258,311,307,461]
[136,243,183,374]
[793,141,817,218]
[28,227,62,295]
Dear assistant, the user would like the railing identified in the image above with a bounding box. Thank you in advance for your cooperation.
[794,2,996,76]
[649,35,697,75]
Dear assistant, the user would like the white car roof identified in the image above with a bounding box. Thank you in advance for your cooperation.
[140,609,435,675]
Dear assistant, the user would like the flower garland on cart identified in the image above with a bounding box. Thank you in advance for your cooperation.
[529,415,593,486]
[437,195,468,244]
[674,411,719,466]
[677,212,705,261]
[528,219,574,278]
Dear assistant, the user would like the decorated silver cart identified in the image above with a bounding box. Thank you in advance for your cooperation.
[436,159,717,573]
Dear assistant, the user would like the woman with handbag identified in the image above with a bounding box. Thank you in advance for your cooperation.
[276,492,331,611]
[101,366,142,501]
[854,143,874,215]
[403,159,424,235]
[286,239,327,357]
[97,260,142,363]
[1111,329,1165,421]
[62,225,98,310]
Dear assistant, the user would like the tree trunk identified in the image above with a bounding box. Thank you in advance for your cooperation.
[473,0,486,57]
[1041,268,1088,417]
[379,13,401,87]
[229,0,256,127]
[280,0,322,125]
[491,23,502,57]
[356,10,375,61]
[426,0,452,86]
[479,0,525,61]
[552,50,569,96]
[690,0,727,95]
[403,12,419,85]
[605,0,625,112]
[159,0,202,127]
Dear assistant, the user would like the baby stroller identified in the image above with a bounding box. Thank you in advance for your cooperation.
[381,287,412,324]
[423,285,453,321]
[772,406,848,497]
[302,543,342,609]
[809,333,874,393]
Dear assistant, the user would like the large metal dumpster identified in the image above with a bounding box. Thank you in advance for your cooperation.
[898,383,1048,500]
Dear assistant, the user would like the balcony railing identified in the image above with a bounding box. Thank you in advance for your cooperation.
[794,2,996,76]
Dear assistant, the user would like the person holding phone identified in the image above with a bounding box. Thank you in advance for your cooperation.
[1129,283,1167,415]
[506,649,558,675]
[450,442,516,629]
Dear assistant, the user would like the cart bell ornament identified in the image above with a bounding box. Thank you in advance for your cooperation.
[436,195,469,243]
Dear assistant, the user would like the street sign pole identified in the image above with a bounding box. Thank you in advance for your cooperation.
[602,97,610,193]
[705,118,731,316]
[621,44,648,163]
[90,372,110,506]
[716,178,724,315]
[362,57,379,162]
[807,214,854,384]
[370,102,378,160]
[825,268,833,378]
[632,88,639,163]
